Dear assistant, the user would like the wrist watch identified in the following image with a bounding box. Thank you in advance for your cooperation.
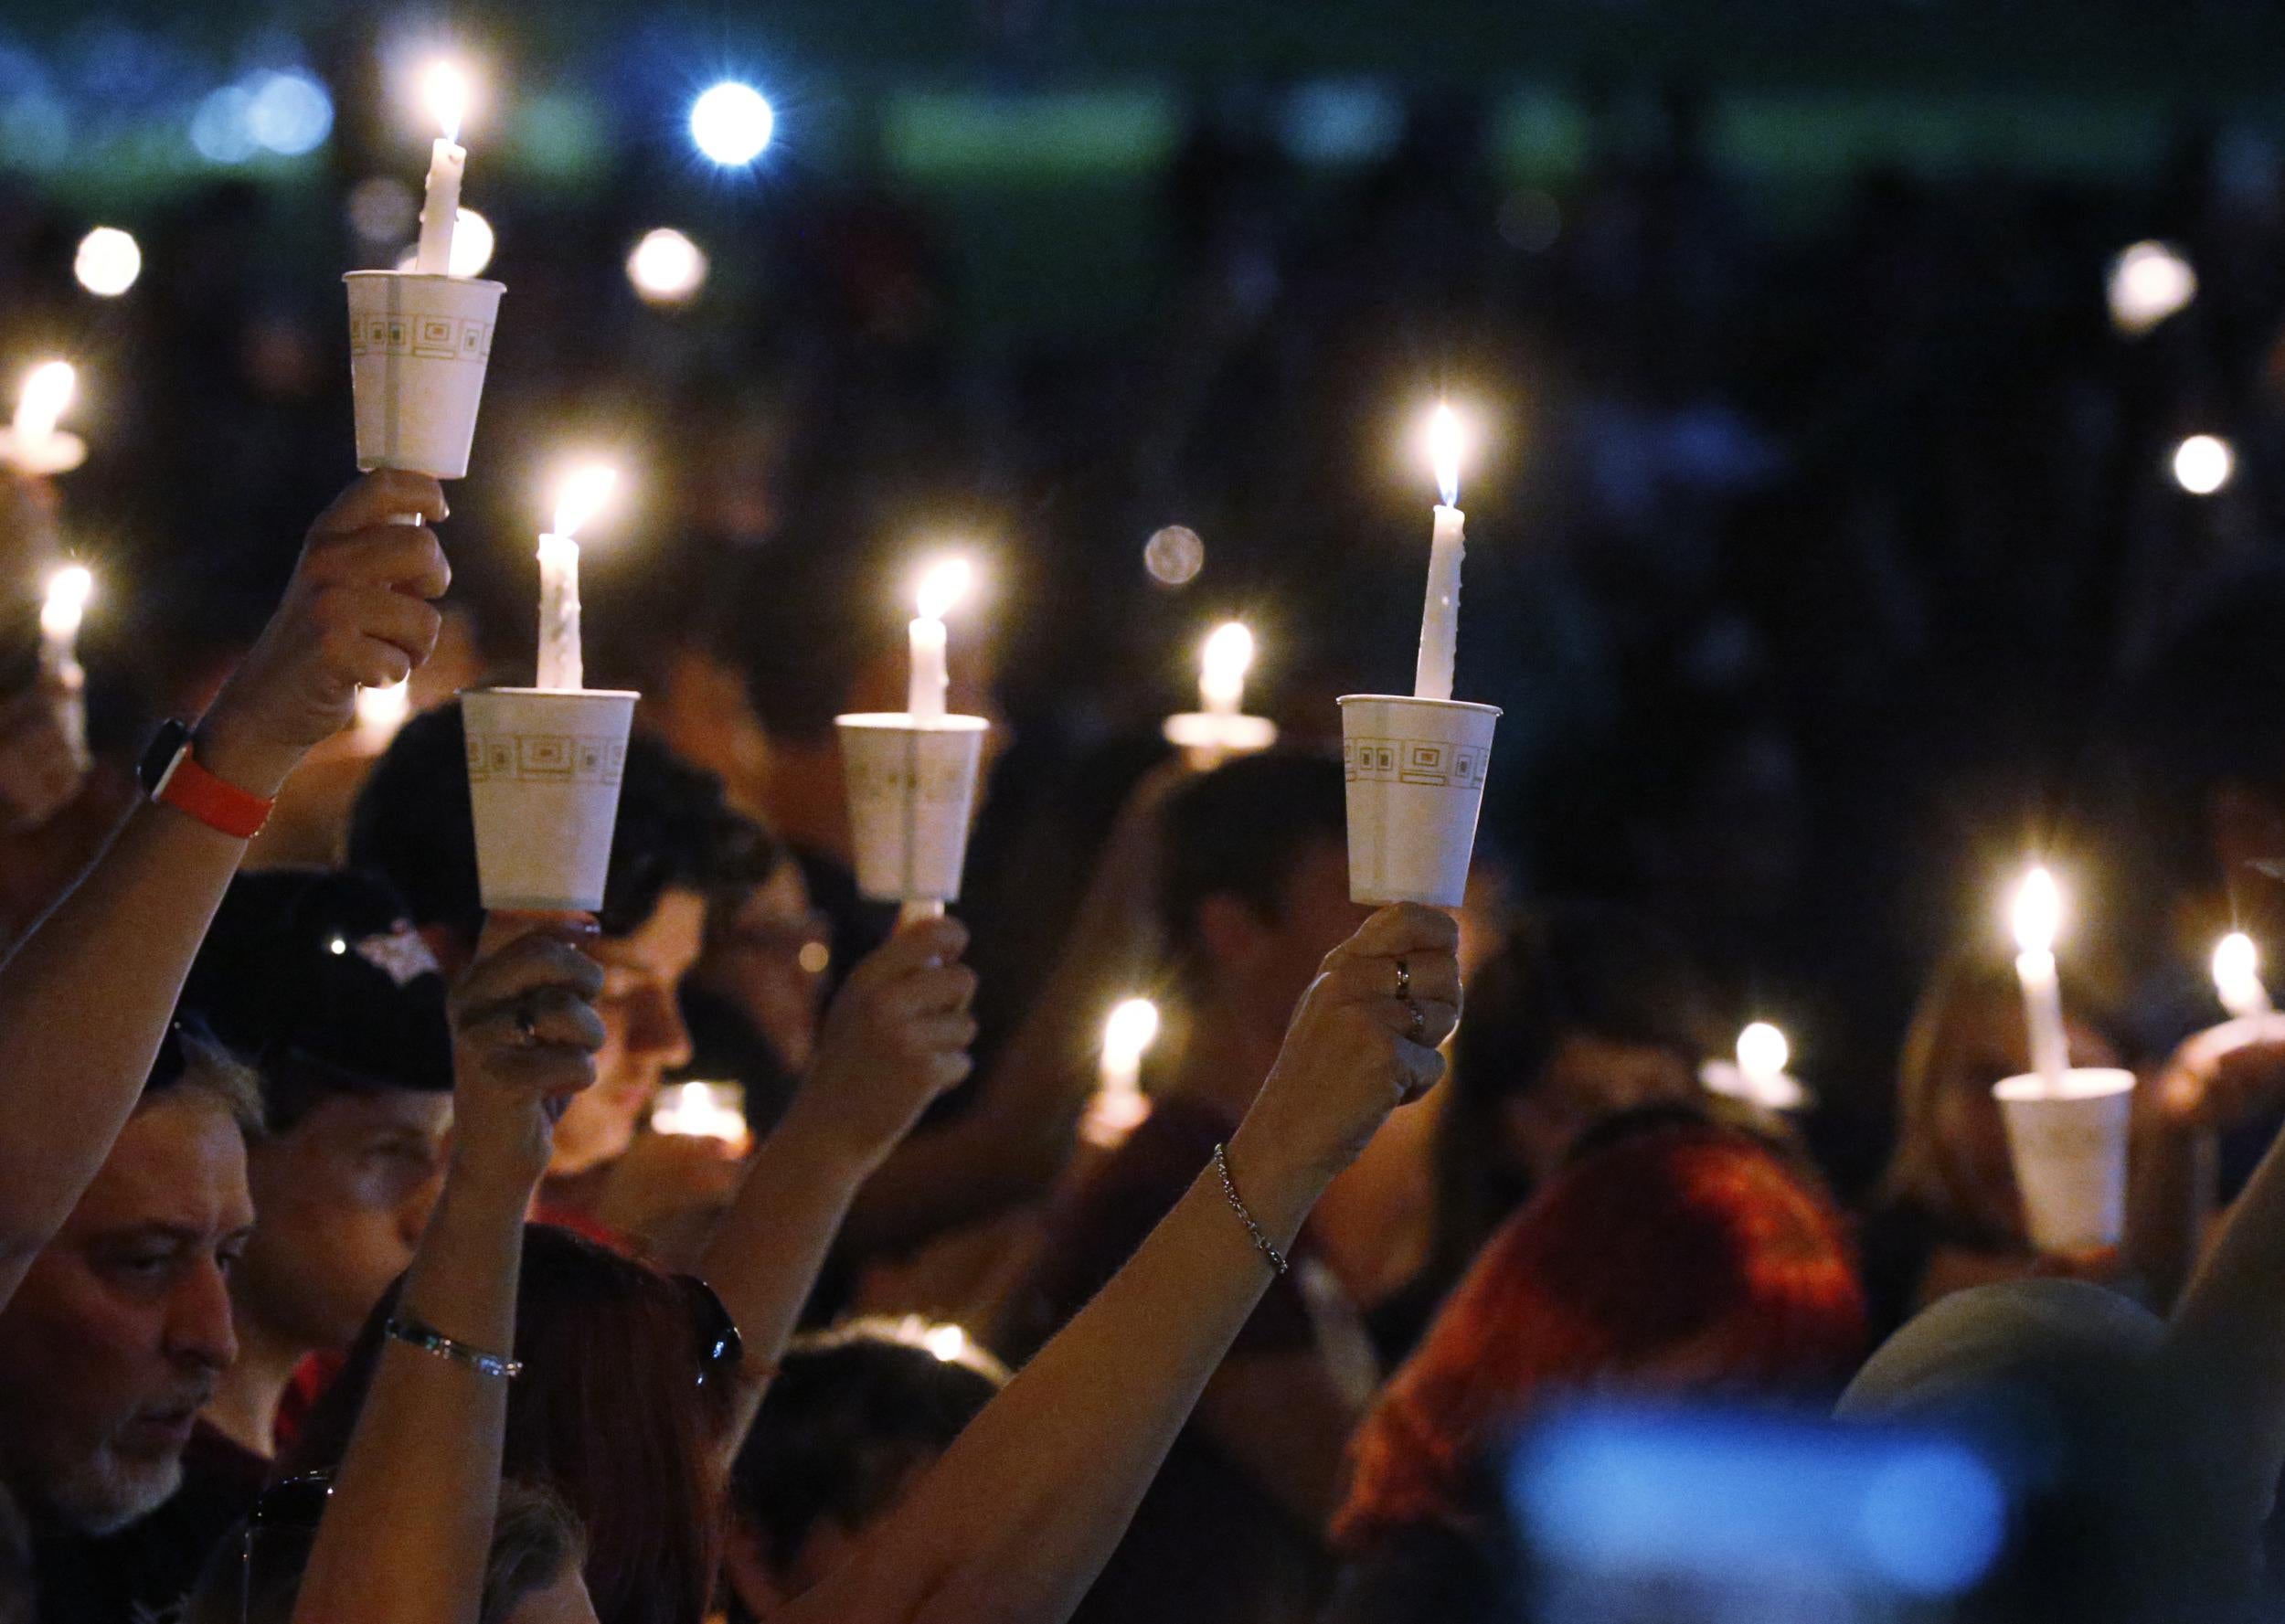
[137,720,275,840]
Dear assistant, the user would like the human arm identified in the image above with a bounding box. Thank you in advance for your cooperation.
[697,916,979,1442]
[836,760,1188,1257]
[291,918,605,1624]
[781,904,1462,1624]
[2129,1014,2285,1309]
[0,470,450,1307]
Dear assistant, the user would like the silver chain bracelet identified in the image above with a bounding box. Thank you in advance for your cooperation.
[1212,1143,1289,1276]
[385,1314,522,1380]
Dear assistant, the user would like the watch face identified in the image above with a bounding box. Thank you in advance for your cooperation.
[138,720,193,794]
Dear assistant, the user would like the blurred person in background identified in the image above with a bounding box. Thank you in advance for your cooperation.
[1369,904,1713,1358]
[1328,1113,1867,1624]
[183,870,455,1465]
[1001,752,1372,1624]
[348,708,751,1250]
[720,1318,1007,1619]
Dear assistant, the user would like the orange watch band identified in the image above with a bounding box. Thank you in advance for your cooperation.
[154,746,274,840]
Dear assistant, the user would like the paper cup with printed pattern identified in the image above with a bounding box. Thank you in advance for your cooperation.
[1993,1067,2136,1253]
[1338,695,1500,908]
[836,714,989,905]
[345,271,505,479]
[461,687,636,913]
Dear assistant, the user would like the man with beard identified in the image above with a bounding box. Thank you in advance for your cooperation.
[0,1024,260,1622]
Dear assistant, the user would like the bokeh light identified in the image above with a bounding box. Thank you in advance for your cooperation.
[627,228,708,305]
[690,81,774,165]
[1144,525,1205,586]
[346,176,418,244]
[2107,241,2196,335]
[2173,433,2234,496]
[400,208,494,277]
[245,69,333,155]
[72,227,140,296]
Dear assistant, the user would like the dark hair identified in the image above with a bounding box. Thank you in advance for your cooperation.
[728,1319,1007,1577]
[1425,905,1712,1301]
[346,703,772,945]
[1155,753,1347,985]
[181,868,452,1132]
[184,1477,585,1624]
[286,1226,728,1624]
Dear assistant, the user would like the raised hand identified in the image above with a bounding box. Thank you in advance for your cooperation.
[448,913,607,1189]
[199,471,452,798]
[782,916,979,1171]
[1234,904,1463,1200]
[2152,1013,2285,1130]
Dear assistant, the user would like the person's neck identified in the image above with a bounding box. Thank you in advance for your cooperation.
[1169,994,1285,1124]
[200,1314,303,1462]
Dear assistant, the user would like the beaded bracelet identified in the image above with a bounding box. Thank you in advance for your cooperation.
[1212,1143,1289,1276]
[384,1314,522,1380]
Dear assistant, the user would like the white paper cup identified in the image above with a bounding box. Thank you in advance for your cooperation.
[1993,1067,2136,1253]
[462,687,637,913]
[345,271,505,479]
[836,714,989,904]
[1338,695,1501,908]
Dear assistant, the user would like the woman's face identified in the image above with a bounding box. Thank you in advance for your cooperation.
[1924,989,2119,1237]
[698,865,831,1076]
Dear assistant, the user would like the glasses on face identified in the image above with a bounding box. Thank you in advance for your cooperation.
[240,1471,333,1624]
[677,1272,743,1389]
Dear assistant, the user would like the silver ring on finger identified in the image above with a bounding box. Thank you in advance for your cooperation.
[1394,958,1412,1003]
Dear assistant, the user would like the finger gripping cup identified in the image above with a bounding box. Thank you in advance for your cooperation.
[1993,1067,2136,1253]
[836,714,989,904]
[462,688,637,912]
[345,271,505,479]
[1339,695,1501,908]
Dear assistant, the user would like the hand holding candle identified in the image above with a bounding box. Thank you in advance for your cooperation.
[1413,403,1469,703]
[415,63,470,277]
[536,464,617,693]
[2010,865,2073,1090]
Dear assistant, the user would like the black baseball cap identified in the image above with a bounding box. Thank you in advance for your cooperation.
[182,867,454,1130]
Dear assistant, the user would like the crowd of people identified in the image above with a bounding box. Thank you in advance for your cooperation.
[7,55,2285,1624]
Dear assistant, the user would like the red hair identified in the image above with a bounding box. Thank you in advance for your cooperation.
[1334,1122,1865,1554]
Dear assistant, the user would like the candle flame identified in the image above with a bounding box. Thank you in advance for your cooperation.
[39,565,92,639]
[1737,1021,1790,1080]
[1428,402,1466,507]
[423,61,470,143]
[1201,622,1254,699]
[550,464,618,541]
[355,678,411,740]
[1103,998,1162,1069]
[2010,866,2062,957]
[915,557,973,622]
[2216,931,2261,994]
[15,362,74,442]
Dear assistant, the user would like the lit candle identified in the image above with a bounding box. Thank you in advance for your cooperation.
[1200,622,1253,718]
[354,679,412,754]
[2010,866,2072,1089]
[13,363,73,454]
[414,64,470,277]
[1083,998,1160,1149]
[1738,1021,1790,1097]
[2214,931,2273,1021]
[536,465,617,692]
[907,558,972,724]
[38,564,91,770]
[650,1080,749,1150]
[1413,403,1469,703]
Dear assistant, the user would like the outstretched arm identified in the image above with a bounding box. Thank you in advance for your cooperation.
[698,916,980,1444]
[291,918,604,1624]
[784,904,1462,1624]
[0,470,450,1308]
